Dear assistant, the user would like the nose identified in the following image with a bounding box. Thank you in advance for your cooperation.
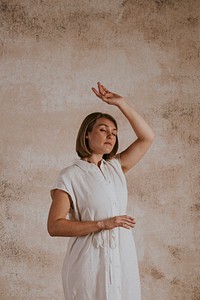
[107,132,113,139]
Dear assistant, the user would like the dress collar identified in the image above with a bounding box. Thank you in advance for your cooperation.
[74,159,107,171]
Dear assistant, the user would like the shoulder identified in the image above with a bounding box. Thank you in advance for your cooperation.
[105,154,123,172]
[106,154,121,166]
[59,164,76,176]
[58,162,83,181]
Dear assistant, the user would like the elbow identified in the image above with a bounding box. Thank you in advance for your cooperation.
[47,227,54,237]
[47,221,57,237]
[150,132,155,143]
[147,131,155,144]
[48,229,55,237]
[140,132,155,145]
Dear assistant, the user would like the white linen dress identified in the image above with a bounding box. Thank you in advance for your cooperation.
[51,157,141,300]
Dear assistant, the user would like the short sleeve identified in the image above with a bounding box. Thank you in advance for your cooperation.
[50,166,80,220]
[107,154,123,172]
[51,170,71,198]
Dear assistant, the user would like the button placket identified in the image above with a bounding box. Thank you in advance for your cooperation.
[108,233,122,300]
[100,162,121,298]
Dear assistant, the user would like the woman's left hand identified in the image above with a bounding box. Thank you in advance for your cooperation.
[92,82,125,107]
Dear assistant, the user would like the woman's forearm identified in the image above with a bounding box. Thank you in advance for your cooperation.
[118,100,155,141]
[48,218,102,237]
[48,215,136,237]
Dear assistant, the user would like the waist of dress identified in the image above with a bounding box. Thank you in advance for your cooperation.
[92,229,117,249]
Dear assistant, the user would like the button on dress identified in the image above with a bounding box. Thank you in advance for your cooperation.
[51,157,141,300]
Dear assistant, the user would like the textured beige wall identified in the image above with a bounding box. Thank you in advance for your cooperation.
[0,0,199,299]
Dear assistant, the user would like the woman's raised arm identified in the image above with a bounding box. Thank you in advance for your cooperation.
[92,82,155,173]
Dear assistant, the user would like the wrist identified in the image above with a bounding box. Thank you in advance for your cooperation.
[117,98,128,109]
[96,220,104,231]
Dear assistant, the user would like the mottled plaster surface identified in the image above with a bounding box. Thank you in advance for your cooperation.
[0,0,200,299]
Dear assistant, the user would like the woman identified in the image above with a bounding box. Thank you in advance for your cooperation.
[47,82,155,300]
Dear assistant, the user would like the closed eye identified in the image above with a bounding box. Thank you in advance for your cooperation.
[100,129,117,136]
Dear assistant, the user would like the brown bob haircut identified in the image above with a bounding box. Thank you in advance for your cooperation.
[76,112,118,160]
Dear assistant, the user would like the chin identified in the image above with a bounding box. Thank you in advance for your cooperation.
[103,149,112,155]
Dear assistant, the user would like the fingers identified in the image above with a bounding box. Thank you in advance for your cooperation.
[121,215,136,229]
[91,82,112,99]
[91,82,124,107]
[91,87,102,99]
[114,215,136,229]
[98,81,108,95]
[102,215,136,230]
[98,82,111,95]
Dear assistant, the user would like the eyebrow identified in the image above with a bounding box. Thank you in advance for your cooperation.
[97,123,117,131]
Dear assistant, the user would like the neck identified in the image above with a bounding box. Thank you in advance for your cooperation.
[82,154,103,166]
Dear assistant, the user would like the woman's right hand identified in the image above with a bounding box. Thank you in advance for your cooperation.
[98,215,136,230]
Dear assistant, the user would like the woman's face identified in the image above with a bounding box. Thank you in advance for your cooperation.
[86,117,117,155]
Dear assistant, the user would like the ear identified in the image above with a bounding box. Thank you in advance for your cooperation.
[85,131,90,139]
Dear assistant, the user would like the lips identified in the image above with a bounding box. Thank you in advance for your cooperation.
[104,142,113,146]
